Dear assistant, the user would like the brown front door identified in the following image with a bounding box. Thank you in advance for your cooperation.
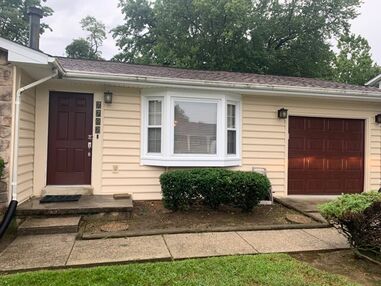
[47,91,93,185]
[288,116,364,195]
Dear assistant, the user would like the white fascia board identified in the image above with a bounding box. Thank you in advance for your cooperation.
[63,70,381,102]
[0,37,54,65]
[365,74,381,87]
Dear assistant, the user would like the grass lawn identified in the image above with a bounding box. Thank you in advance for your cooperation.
[0,254,357,286]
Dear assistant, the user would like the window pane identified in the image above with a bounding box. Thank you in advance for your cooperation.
[174,101,217,154]
[148,128,161,153]
[227,104,236,128]
[227,130,236,154]
[148,100,162,125]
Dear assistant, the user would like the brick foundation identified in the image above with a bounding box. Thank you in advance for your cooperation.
[0,51,13,208]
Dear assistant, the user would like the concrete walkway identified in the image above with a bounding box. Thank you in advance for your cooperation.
[275,197,333,222]
[0,228,348,272]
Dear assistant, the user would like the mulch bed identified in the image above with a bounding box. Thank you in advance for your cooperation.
[82,200,319,237]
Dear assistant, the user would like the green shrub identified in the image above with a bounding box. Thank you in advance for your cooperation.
[0,158,5,179]
[319,192,381,255]
[228,171,271,211]
[319,192,381,219]
[160,168,271,212]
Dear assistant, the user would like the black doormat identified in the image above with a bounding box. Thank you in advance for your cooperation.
[40,195,82,204]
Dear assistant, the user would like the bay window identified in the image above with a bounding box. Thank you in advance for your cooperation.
[174,101,217,154]
[142,89,240,166]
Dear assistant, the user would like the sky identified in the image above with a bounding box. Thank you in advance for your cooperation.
[39,0,381,64]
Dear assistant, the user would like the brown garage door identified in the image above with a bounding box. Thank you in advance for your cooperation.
[288,116,364,195]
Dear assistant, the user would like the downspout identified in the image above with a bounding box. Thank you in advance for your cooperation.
[1,68,58,239]
[10,69,59,201]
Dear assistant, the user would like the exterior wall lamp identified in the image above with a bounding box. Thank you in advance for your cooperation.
[375,114,381,124]
[277,108,288,119]
[104,91,113,104]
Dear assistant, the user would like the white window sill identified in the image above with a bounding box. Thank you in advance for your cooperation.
[141,157,241,167]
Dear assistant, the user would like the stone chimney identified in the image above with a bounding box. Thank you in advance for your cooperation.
[27,7,43,50]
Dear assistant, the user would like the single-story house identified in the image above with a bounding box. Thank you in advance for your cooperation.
[1,11,381,206]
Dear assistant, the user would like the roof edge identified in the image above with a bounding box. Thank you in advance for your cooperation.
[365,74,381,87]
[63,69,381,102]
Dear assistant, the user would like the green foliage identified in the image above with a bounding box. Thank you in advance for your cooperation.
[319,192,381,254]
[319,192,381,220]
[65,38,97,60]
[112,0,362,79]
[0,254,356,286]
[0,158,5,179]
[65,16,106,59]
[0,0,53,45]
[160,168,271,212]
[332,34,381,85]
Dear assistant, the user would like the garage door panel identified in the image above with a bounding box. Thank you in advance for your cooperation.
[346,158,363,170]
[327,119,344,132]
[326,139,343,152]
[289,117,305,130]
[345,178,364,193]
[289,137,305,151]
[288,179,305,193]
[288,116,364,195]
[324,179,344,194]
[327,158,343,170]
[307,158,324,169]
[307,138,324,152]
[307,118,325,130]
[306,179,325,191]
[345,120,364,132]
[288,158,305,169]
[344,140,363,153]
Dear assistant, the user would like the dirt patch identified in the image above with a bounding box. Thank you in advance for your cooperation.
[83,201,316,236]
[291,250,381,286]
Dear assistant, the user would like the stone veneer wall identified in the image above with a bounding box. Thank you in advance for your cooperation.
[0,50,13,207]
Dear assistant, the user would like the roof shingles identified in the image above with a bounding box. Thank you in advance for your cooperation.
[57,57,381,94]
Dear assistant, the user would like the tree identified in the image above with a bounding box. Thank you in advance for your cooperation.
[0,0,53,46]
[65,38,96,59]
[332,34,380,85]
[65,16,106,59]
[112,0,361,79]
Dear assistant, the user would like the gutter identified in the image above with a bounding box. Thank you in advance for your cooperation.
[63,70,381,102]
[10,69,58,201]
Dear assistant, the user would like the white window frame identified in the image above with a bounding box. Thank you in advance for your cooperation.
[141,89,241,167]
[170,97,221,158]
[226,101,240,156]
[142,96,164,156]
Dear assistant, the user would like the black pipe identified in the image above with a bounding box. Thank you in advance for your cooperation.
[0,200,18,239]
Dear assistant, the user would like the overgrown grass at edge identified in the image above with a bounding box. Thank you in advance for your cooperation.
[0,254,357,286]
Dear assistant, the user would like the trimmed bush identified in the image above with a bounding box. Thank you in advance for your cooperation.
[319,192,381,256]
[160,168,271,212]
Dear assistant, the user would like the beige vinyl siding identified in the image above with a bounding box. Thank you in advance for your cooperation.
[241,95,381,196]
[31,80,381,199]
[101,88,165,200]
[100,91,381,199]
[17,74,36,202]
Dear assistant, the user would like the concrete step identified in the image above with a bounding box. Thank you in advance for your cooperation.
[18,216,81,235]
[17,195,133,216]
[42,185,93,196]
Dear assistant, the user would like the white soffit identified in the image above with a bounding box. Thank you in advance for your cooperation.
[0,37,54,65]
